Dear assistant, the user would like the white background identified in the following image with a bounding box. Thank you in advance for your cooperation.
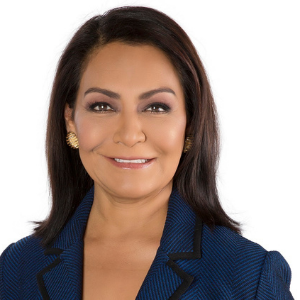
[0,0,299,297]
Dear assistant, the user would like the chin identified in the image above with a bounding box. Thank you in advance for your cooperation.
[113,184,160,200]
[96,179,171,201]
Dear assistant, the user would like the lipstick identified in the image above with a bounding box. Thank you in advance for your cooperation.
[105,156,155,169]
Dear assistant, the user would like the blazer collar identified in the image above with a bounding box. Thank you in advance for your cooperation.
[37,186,202,300]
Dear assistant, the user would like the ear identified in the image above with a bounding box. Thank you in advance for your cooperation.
[64,103,76,133]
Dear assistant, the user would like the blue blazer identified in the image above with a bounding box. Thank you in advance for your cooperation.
[0,187,293,299]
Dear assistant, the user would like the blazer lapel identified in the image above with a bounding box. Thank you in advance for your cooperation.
[136,190,203,300]
[37,187,94,300]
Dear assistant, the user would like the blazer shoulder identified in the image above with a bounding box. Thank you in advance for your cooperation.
[255,251,294,299]
[0,234,43,262]
[205,226,293,298]
[0,234,43,267]
[204,225,267,258]
[203,225,270,298]
[0,234,44,298]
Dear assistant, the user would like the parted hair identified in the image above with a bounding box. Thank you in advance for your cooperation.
[33,6,240,247]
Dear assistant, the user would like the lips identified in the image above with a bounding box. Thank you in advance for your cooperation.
[105,156,155,169]
[114,158,149,163]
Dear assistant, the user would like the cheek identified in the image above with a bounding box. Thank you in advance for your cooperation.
[148,115,186,155]
[74,114,107,151]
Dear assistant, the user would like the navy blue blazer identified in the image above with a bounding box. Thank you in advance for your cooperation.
[0,187,293,299]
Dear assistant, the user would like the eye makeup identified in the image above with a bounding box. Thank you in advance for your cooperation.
[143,102,171,113]
[86,101,116,113]
[85,99,173,114]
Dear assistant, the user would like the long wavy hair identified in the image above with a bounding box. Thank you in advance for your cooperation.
[33,6,240,247]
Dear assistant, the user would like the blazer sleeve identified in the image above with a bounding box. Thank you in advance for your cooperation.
[256,251,294,299]
[0,243,16,299]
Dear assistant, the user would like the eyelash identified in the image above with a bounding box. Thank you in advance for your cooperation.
[144,102,171,113]
[88,102,114,113]
[87,102,171,114]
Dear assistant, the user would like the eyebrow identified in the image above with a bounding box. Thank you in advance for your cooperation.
[84,87,176,99]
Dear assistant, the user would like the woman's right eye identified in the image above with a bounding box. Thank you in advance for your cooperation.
[89,102,114,113]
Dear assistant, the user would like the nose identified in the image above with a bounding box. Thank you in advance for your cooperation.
[113,112,146,147]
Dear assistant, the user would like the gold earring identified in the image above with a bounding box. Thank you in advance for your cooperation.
[66,132,79,149]
[183,135,193,153]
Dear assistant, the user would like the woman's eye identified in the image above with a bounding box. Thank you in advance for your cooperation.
[89,102,114,112]
[144,103,170,113]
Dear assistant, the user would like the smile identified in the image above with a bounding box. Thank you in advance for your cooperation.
[114,158,149,163]
[105,156,155,169]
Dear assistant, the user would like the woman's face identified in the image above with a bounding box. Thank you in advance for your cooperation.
[65,42,187,199]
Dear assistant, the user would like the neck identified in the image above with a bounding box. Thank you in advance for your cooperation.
[84,182,172,242]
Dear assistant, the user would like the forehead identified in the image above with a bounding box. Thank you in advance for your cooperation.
[79,42,184,96]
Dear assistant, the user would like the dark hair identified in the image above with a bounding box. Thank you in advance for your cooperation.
[33,6,240,247]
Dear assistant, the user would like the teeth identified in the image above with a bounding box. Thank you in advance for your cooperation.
[114,158,149,163]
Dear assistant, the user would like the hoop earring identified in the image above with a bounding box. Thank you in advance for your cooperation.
[66,132,79,149]
[183,135,193,153]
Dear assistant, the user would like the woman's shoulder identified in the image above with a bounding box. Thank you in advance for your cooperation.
[1,234,43,260]
[0,234,44,277]
[202,224,290,272]
[0,234,49,298]
[201,224,293,298]
[0,234,46,295]
[201,225,268,279]
[202,224,267,257]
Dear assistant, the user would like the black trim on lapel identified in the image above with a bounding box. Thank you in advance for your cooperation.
[37,242,84,300]
[36,248,64,299]
[165,216,203,299]
[44,248,63,256]
[168,216,202,261]
[37,256,62,300]
[166,259,194,300]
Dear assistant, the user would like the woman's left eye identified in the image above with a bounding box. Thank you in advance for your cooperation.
[144,103,171,113]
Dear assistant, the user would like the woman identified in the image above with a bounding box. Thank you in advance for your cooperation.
[0,6,293,300]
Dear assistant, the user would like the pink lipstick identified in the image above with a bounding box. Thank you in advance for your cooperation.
[105,157,155,169]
